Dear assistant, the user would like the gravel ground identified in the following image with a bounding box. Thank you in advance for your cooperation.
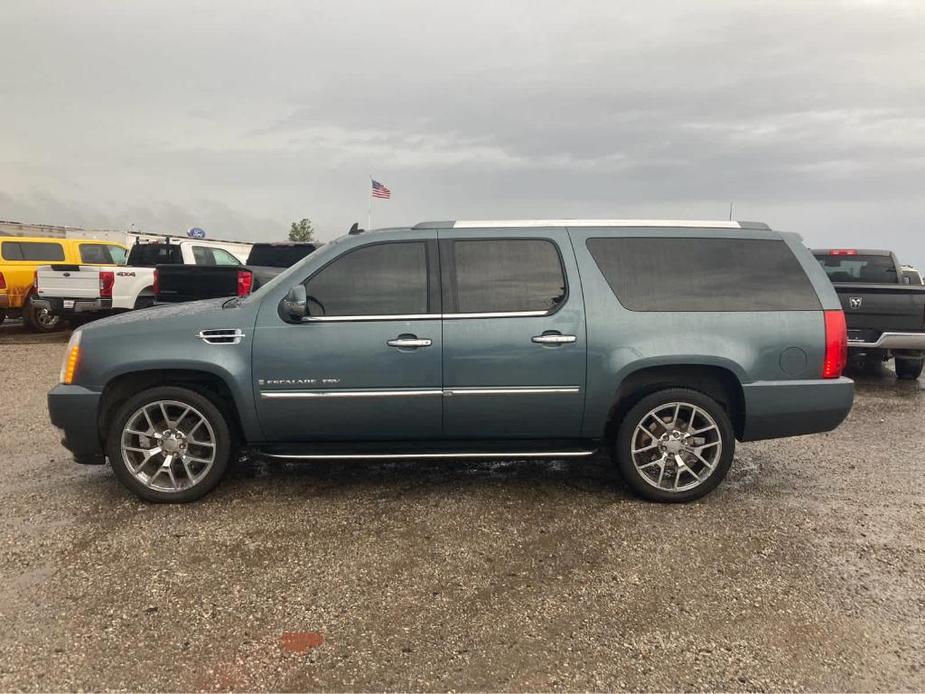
[0,319,922,691]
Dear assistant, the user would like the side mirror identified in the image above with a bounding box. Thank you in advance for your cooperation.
[281,284,308,321]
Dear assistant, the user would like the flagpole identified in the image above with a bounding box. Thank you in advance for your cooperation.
[368,175,372,231]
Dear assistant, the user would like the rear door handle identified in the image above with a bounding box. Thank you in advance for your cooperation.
[387,337,432,348]
[532,334,577,344]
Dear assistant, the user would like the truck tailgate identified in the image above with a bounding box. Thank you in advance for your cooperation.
[833,283,925,335]
[155,265,244,302]
[36,265,101,299]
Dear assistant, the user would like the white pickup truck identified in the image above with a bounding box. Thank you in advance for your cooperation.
[34,239,250,321]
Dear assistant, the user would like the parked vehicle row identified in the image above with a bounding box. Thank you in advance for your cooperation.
[48,219,854,504]
[33,238,250,325]
[0,236,127,331]
[813,249,925,380]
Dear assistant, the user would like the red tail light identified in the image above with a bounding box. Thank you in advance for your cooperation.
[829,249,857,256]
[99,270,115,298]
[0,272,6,290]
[236,270,254,297]
[822,310,848,379]
[152,269,159,296]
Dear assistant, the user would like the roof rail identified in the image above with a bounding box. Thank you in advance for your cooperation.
[413,219,770,230]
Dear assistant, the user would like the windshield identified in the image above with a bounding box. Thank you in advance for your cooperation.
[814,254,898,284]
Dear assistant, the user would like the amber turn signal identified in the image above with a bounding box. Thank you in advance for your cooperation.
[60,331,82,384]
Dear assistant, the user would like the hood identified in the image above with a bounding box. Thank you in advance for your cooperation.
[82,298,232,332]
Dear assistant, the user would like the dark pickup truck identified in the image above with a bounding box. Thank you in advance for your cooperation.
[814,248,925,380]
[155,242,317,303]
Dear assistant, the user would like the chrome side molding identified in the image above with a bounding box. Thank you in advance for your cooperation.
[259,386,582,399]
[261,389,443,399]
[443,386,581,396]
[258,449,598,461]
[303,310,549,322]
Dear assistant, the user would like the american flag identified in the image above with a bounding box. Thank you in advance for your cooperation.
[371,179,391,199]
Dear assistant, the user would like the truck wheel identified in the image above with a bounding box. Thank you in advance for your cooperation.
[23,295,62,332]
[133,293,155,310]
[106,386,233,503]
[615,388,735,503]
[0,310,5,325]
[895,358,923,381]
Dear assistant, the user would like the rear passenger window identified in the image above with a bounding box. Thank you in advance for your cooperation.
[211,248,241,266]
[109,246,128,265]
[192,246,216,265]
[1,241,66,262]
[587,237,820,311]
[303,242,429,316]
[449,239,566,313]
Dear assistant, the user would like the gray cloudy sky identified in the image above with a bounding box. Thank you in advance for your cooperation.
[2,0,924,268]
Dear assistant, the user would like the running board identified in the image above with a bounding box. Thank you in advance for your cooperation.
[256,449,598,461]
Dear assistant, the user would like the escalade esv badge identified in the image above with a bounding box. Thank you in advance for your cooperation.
[849,297,863,309]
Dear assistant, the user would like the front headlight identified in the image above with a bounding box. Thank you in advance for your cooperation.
[60,330,82,384]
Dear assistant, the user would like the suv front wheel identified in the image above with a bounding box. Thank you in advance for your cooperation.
[106,386,233,502]
[615,388,735,502]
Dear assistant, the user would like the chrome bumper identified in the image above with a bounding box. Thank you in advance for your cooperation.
[848,332,925,350]
[32,297,111,313]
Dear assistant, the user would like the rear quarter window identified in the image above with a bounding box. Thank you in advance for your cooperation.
[587,237,820,311]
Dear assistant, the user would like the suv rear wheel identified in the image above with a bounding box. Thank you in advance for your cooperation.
[615,388,735,502]
[895,357,923,381]
[106,386,233,502]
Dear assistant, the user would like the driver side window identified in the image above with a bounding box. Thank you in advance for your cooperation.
[302,241,429,317]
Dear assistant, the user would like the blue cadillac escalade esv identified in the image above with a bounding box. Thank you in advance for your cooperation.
[48,219,854,503]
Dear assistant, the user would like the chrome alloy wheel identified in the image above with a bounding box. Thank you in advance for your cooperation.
[120,400,217,493]
[631,401,723,493]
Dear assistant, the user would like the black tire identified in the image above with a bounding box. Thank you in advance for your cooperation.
[23,295,62,332]
[0,309,5,325]
[895,358,923,381]
[133,293,156,310]
[614,387,735,503]
[106,386,233,502]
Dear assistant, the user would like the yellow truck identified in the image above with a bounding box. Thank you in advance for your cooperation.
[0,237,127,331]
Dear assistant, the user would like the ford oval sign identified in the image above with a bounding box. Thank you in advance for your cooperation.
[187,227,206,239]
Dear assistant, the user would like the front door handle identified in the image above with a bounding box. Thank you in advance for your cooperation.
[532,333,577,345]
[387,337,432,348]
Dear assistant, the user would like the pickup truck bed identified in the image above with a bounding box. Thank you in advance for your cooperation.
[155,242,316,303]
[814,249,925,380]
[155,265,281,302]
